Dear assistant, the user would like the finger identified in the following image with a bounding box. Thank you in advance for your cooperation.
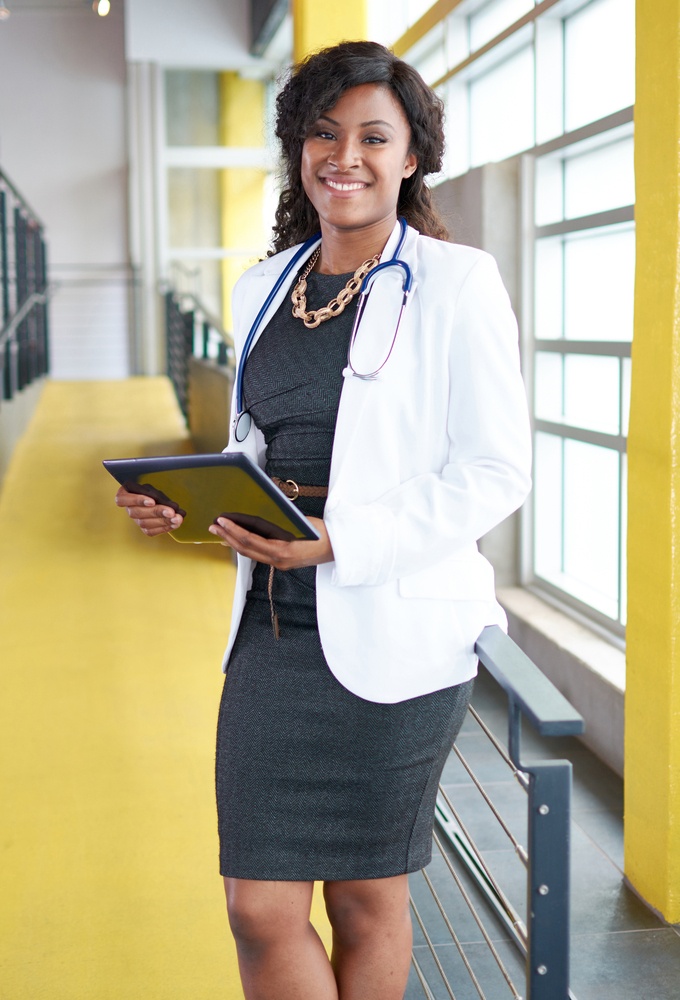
[115,487,155,509]
[210,518,284,560]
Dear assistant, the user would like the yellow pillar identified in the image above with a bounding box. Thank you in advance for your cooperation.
[292,0,367,61]
[624,0,680,921]
[219,73,267,329]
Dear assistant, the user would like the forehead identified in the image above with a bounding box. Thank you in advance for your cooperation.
[319,83,409,130]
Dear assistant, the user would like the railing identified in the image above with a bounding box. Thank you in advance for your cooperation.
[0,170,51,402]
[163,286,233,419]
[411,625,584,1000]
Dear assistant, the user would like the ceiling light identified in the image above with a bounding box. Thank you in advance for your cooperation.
[93,0,110,15]
[0,3,10,21]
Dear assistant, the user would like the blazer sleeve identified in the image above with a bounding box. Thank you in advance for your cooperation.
[325,253,532,587]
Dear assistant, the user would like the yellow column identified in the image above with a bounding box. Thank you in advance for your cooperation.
[219,73,267,329]
[624,0,680,921]
[292,0,367,60]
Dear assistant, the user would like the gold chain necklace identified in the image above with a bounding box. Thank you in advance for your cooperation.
[291,248,381,330]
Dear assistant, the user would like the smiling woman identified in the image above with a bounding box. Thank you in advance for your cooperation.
[114,39,532,1000]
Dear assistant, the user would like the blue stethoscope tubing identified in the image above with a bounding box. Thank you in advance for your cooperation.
[232,217,411,443]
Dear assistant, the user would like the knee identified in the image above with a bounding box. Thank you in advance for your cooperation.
[224,880,310,952]
[324,880,410,948]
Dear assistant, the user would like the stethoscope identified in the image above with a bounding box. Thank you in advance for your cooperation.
[233,216,412,443]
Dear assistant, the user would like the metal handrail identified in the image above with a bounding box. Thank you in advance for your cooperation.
[0,283,55,350]
[0,168,44,230]
[412,625,584,1000]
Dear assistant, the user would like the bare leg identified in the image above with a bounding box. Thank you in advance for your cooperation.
[224,877,338,1000]
[323,875,412,1000]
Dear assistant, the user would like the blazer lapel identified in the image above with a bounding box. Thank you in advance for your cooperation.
[329,222,420,490]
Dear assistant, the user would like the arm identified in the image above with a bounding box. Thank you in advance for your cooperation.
[325,253,532,587]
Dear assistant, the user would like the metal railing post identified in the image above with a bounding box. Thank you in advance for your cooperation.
[0,169,51,401]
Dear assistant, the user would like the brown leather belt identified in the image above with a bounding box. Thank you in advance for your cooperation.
[267,477,328,641]
[271,476,328,501]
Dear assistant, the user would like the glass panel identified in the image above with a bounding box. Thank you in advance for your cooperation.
[534,155,563,226]
[562,440,620,619]
[167,258,223,321]
[564,0,635,131]
[411,36,448,88]
[533,431,563,581]
[564,136,635,219]
[167,168,221,249]
[563,225,635,341]
[469,0,535,49]
[534,15,563,144]
[563,354,621,435]
[442,77,470,179]
[535,353,621,434]
[534,238,563,340]
[621,356,631,437]
[469,45,535,166]
[165,71,220,147]
[620,453,627,626]
[445,12,470,67]
[534,352,564,423]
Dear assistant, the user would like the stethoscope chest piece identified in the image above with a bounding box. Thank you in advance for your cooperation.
[233,410,252,443]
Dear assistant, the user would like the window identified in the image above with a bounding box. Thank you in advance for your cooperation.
[393,0,635,635]
[531,127,633,632]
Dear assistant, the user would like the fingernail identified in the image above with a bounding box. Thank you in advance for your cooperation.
[170,517,181,527]
[208,525,217,535]
[162,509,173,518]
[144,498,154,506]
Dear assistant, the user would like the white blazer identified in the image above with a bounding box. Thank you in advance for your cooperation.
[221,221,532,703]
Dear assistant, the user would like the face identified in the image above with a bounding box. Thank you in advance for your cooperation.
[300,83,417,234]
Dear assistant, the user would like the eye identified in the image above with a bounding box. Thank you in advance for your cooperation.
[363,135,388,145]
[311,128,336,141]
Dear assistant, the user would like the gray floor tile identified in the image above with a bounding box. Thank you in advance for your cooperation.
[569,825,663,934]
[407,939,525,1000]
[569,928,680,1000]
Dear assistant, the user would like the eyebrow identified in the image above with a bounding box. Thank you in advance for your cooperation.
[318,114,396,131]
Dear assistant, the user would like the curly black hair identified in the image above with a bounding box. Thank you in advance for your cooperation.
[270,40,449,254]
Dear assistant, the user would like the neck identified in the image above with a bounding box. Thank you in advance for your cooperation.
[315,217,398,274]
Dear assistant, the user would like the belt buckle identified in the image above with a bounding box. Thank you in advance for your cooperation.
[285,478,300,502]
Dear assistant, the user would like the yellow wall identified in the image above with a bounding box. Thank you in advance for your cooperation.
[219,73,267,330]
[624,0,680,921]
[292,0,368,60]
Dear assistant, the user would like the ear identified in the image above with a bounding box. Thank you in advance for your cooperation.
[402,152,418,179]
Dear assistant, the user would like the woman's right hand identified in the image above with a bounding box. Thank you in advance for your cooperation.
[114,486,184,537]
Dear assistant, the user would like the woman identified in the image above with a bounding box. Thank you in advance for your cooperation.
[117,41,531,1000]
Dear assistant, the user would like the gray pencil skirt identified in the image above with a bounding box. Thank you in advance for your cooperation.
[215,562,473,882]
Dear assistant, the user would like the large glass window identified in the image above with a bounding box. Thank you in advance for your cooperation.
[531,126,633,633]
[393,0,635,636]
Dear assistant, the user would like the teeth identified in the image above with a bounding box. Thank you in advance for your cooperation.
[324,179,366,191]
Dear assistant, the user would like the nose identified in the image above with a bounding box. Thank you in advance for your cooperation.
[328,136,361,171]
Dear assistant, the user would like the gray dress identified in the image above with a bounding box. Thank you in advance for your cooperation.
[215,268,473,881]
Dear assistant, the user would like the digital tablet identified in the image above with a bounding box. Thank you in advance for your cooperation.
[103,452,321,544]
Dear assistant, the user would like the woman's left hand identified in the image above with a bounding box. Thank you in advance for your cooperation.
[208,516,334,570]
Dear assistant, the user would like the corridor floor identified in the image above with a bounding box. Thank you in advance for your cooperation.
[0,379,330,999]
[3,378,679,999]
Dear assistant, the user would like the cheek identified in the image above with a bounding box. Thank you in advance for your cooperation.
[300,147,316,202]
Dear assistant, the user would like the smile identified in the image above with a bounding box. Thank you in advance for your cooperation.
[322,178,368,192]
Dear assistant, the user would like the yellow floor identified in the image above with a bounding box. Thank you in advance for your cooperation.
[0,378,330,999]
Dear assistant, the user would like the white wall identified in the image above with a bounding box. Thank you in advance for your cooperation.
[0,3,130,378]
[125,0,261,71]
